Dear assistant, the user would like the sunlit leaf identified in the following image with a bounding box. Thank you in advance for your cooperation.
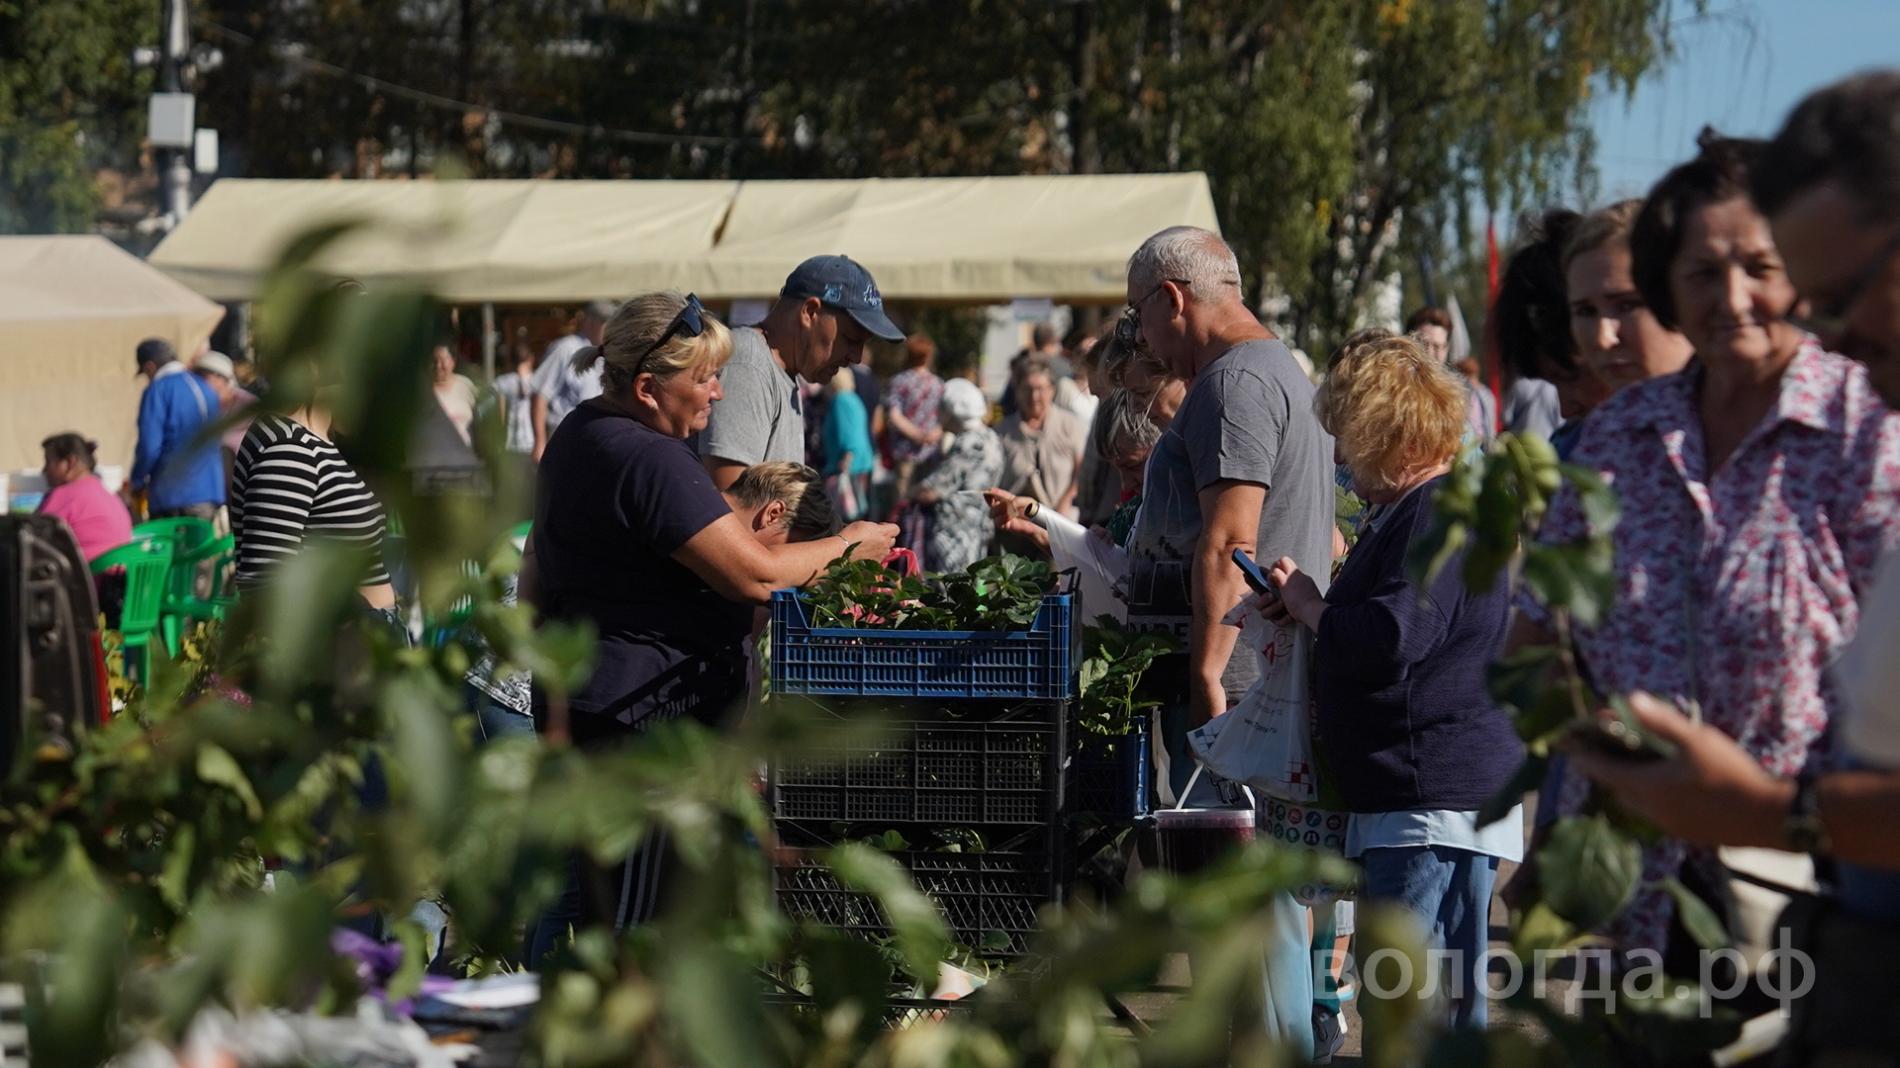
[822,844,950,985]
[1658,876,1731,951]
[1539,816,1641,931]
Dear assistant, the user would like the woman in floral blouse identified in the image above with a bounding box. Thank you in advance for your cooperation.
[915,378,1003,572]
[1518,132,1900,963]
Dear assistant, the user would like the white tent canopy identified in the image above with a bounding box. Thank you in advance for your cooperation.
[149,174,1221,304]
[699,174,1221,302]
[0,236,225,476]
[148,179,741,303]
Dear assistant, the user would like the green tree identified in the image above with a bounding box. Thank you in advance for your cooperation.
[14,0,1691,344]
[0,0,155,232]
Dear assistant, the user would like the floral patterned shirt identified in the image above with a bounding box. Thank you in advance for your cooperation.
[885,368,944,464]
[1523,339,1900,953]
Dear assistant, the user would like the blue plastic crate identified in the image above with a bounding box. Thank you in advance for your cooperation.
[1065,717,1151,820]
[769,590,1074,700]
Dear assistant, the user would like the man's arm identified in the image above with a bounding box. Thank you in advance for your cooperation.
[130,384,165,490]
[704,458,749,491]
[1189,479,1266,724]
[531,394,551,462]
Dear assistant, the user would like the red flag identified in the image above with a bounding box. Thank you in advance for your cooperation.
[1484,218,1502,432]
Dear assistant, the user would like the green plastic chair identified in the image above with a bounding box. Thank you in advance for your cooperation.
[90,535,176,687]
[133,516,216,555]
[160,532,237,653]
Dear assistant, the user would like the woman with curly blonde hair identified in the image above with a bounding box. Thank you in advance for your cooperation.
[1262,331,1524,1033]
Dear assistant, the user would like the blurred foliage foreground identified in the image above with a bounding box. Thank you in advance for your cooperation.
[0,224,1739,1066]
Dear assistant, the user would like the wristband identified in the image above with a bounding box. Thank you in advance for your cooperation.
[1784,770,1831,854]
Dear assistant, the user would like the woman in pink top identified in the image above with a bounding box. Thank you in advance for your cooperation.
[37,433,134,561]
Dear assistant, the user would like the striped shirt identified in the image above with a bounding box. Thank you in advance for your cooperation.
[231,414,392,589]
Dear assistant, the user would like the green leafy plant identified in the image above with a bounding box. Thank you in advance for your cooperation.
[1076,620,1180,737]
[802,553,1056,631]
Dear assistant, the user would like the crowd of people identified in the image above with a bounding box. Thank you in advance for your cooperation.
[28,66,1900,1067]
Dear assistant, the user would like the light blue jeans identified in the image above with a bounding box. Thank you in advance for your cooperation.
[1360,845,1497,1030]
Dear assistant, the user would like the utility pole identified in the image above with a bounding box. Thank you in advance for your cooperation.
[158,0,194,222]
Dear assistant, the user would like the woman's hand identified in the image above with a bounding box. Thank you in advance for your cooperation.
[838,521,899,562]
[983,488,1024,526]
[1265,556,1326,631]
[1564,692,1793,850]
[913,486,941,506]
[981,488,1047,550]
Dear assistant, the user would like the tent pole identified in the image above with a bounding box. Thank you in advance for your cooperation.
[481,302,497,380]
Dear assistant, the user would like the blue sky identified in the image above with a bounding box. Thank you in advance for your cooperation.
[1588,0,1900,201]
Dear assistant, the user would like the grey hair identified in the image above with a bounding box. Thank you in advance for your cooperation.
[1102,389,1163,458]
[1127,226,1242,305]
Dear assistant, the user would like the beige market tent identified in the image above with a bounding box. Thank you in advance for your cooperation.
[0,236,225,477]
[700,174,1221,302]
[149,173,1220,304]
[149,178,742,303]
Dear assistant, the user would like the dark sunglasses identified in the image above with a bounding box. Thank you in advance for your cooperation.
[633,293,707,374]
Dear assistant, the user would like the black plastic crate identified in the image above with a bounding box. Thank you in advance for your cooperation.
[1064,718,1152,820]
[762,992,978,1029]
[775,849,1055,958]
[771,705,1063,828]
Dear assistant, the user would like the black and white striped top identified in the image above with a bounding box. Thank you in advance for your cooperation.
[230,414,392,589]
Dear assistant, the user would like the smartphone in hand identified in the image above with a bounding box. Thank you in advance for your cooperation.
[1231,547,1278,599]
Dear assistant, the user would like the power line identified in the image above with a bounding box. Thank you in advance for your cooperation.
[195,19,760,149]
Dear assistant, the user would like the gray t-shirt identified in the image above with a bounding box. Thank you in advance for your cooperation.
[699,326,805,467]
[1126,337,1336,698]
[1503,377,1561,441]
[531,333,603,431]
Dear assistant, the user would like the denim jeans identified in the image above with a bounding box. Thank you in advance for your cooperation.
[1359,845,1497,1030]
[465,683,536,744]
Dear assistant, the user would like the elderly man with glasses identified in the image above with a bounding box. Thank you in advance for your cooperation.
[1118,225,1340,1059]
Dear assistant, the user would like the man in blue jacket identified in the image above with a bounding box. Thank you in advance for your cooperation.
[130,338,225,521]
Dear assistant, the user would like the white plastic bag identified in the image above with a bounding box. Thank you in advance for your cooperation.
[1186,592,1321,803]
[1041,509,1130,624]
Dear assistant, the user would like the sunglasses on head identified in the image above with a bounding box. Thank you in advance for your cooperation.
[633,293,707,374]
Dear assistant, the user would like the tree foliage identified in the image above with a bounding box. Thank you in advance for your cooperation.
[13,0,1691,349]
[0,0,154,232]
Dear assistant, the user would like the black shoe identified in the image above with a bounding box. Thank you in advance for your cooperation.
[1312,1004,1346,1065]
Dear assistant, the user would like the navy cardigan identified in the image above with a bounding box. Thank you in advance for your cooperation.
[1312,476,1523,813]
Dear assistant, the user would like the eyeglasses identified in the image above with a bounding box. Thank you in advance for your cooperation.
[633,293,707,375]
[1116,278,1192,348]
[1790,231,1900,340]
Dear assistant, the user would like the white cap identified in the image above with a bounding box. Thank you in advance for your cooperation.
[941,377,989,429]
[193,351,236,379]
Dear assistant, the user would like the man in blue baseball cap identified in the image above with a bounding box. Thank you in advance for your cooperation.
[700,254,905,490]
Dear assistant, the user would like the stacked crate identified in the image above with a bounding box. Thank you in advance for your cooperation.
[766,589,1074,959]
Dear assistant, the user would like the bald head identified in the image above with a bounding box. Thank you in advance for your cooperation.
[1127,226,1243,306]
